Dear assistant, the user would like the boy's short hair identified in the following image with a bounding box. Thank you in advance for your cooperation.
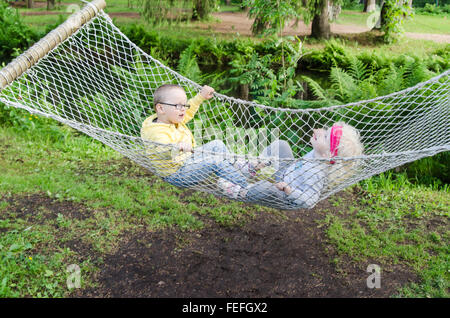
[153,84,185,109]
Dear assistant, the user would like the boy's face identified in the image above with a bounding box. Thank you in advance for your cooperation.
[156,88,188,124]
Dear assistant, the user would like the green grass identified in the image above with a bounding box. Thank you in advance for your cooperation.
[0,226,75,297]
[322,172,449,298]
[335,9,450,35]
[17,2,450,36]
[403,14,450,34]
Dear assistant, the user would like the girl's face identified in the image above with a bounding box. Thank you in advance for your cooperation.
[310,128,331,157]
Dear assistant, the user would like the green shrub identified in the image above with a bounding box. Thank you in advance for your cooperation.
[0,0,40,127]
[415,3,450,15]
[0,0,38,64]
[402,152,450,187]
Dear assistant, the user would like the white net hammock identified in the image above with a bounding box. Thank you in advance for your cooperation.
[0,0,449,210]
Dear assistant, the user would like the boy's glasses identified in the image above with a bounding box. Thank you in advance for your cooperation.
[159,102,190,110]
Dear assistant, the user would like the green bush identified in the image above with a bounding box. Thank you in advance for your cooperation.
[0,0,38,64]
[403,152,450,188]
[415,3,450,15]
[0,0,41,127]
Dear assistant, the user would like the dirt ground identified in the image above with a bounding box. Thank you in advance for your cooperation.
[78,199,416,298]
[2,187,417,298]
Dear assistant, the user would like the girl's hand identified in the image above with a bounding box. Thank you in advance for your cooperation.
[178,142,193,153]
[200,85,215,100]
[275,182,292,195]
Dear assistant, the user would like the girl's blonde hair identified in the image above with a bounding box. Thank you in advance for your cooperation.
[327,121,364,185]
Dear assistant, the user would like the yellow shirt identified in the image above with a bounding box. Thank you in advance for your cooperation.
[140,93,205,177]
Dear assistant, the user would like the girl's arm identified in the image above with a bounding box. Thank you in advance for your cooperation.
[281,151,329,208]
[286,162,327,208]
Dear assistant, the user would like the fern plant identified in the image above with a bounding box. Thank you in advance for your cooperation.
[301,55,436,105]
[177,43,203,83]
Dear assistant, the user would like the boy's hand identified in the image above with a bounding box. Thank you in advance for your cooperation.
[178,142,193,153]
[275,182,292,195]
[200,85,215,100]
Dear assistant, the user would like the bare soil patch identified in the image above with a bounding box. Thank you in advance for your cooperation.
[0,188,418,297]
[203,11,370,37]
[78,202,416,297]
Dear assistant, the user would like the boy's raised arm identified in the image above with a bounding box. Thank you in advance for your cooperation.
[183,85,215,124]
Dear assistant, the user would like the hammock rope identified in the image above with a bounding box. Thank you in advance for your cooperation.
[0,0,449,210]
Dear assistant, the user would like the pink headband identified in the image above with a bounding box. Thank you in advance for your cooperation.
[329,125,343,164]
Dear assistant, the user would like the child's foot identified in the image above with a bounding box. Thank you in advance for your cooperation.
[234,160,267,178]
[217,178,248,199]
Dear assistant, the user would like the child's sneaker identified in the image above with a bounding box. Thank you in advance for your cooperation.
[217,178,246,199]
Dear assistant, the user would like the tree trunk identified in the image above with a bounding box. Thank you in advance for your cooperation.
[26,0,34,9]
[364,0,376,12]
[192,0,211,21]
[374,0,385,29]
[311,0,330,39]
[407,0,413,14]
[239,84,249,101]
[379,0,387,28]
[47,0,55,10]
[232,83,251,128]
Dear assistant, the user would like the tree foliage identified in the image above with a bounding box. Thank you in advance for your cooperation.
[0,0,37,64]
[244,0,344,39]
[244,0,301,37]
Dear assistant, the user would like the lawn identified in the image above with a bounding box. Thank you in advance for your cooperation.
[18,1,450,36]
[336,9,450,35]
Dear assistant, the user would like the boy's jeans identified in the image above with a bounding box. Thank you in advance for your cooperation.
[164,140,248,188]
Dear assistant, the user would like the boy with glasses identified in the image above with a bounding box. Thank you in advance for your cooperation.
[141,84,249,198]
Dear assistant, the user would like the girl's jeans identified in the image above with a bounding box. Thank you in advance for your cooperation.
[163,140,248,188]
[246,139,298,203]
[260,139,295,182]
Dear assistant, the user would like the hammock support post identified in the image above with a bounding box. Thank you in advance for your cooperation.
[0,0,106,91]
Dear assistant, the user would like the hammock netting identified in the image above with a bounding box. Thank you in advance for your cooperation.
[0,1,449,210]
